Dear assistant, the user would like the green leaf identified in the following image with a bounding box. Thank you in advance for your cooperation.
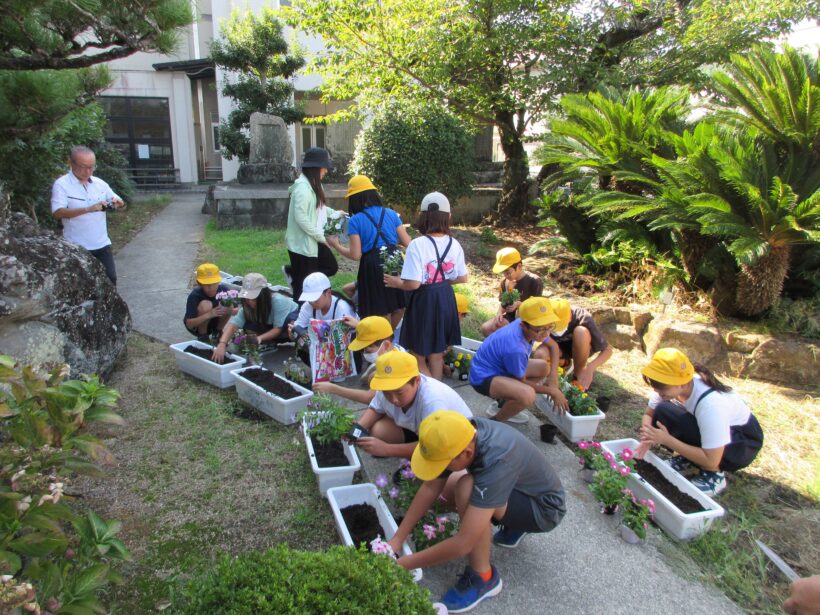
[0,549,22,574]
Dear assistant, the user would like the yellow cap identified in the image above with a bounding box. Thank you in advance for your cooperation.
[346,175,377,198]
[195,263,221,285]
[641,348,694,386]
[349,316,394,351]
[492,247,522,273]
[411,411,476,481]
[454,293,470,315]
[519,297,559,327]
[550,298,572,331]
[370,350,419,391]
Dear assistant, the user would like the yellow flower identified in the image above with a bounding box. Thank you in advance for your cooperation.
[457,353,464,360]
[558,367,564,376]
[582,393,587,397]
[454,361,461,367]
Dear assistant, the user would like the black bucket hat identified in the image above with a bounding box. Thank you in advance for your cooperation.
[301,147,334,170]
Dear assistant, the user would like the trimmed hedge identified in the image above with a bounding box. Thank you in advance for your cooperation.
[171,545,436,614]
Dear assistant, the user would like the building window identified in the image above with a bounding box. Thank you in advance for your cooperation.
[99,96,174,170]
[300,124,326,155]
[211,112,221,151]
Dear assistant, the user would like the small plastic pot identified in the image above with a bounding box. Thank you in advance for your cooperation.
[596,396,611,413]
[539,423,558,443]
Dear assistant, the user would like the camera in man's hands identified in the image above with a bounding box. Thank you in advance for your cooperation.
[101,199,116,211]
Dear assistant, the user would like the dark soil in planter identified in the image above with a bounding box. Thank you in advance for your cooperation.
[183,345,227,363]
[341,503,383,546]
[241,368,301,399]
[634,459,706,514]
[310,436,349,467]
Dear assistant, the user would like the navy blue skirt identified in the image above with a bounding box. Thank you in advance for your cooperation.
[357,249,406,318]
[400,282,461,355]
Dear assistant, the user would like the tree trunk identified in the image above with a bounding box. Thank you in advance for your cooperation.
[493,112,533,223]
[677,228,714,290]
[735,245,791,316]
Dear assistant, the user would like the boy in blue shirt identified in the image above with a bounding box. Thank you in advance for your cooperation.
[469,297,568,422]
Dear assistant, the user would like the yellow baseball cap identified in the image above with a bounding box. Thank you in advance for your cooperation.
[641,348,694,386]
[346,175,377,198]
[454,293,469,315]
[412,411,476,481]
[349,316,394,351]
[519,297,559,327]
[549,298,572,332]
[492,247,522,273]
[195,263,222,285]
[369,350,420,391]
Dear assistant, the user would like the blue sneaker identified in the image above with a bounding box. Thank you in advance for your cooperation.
[666,455,697,476]
[441,565,502,613]
[690,470,727,496]
[493,526,527,548]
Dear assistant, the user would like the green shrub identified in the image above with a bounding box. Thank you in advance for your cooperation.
[353,101,474,212]
[171,545,436,615]
[764,297,820,339]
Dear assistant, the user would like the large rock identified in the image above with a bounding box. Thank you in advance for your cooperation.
[600,322,642,351]
[643,318,728,370]
[238,113,296,184]
[745,337,819,385]
[0,213,131,377]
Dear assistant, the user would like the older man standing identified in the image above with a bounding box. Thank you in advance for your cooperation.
[51,146,124,284]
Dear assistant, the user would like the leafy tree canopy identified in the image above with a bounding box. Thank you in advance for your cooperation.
[210,7,305,162]
[0,0,194,70]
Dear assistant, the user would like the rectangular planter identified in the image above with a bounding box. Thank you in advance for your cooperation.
[326,483,422,582]
[232,367,313,424]
[302,417,361,497]
[601,438,725,541]
[169,341,245,389]
[536,395,605,442]
[459,337,482,352]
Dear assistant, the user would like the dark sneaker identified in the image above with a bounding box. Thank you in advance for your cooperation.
[690,470,727,496]
[666,455,697,475]
[493,526,527,548]
[441,566,502,613]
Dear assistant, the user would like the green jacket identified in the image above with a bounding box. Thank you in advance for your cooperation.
[286,175,325,257]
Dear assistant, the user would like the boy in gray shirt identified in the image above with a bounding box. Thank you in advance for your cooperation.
[388,411,565,613]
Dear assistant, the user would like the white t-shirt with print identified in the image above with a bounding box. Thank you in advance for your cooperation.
[370,374,473,432]
[647,375,751,449]
[401,235,467,285]
[294,295,357,329]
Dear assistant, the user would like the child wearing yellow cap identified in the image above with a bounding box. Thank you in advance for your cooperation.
[325,175,412,329]
[387,411,565,612]
[468,297,568,423]
[637,348,763,496]
[351,350,472,459]
[184,263,237,341]
[533,298,612,391]
[480,247,544,337]
[312,316,401,402]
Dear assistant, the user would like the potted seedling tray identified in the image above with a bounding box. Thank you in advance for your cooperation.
[326,483,422,582]
[535,395,605,442]
[232,367,312,424]
[601,438,725,540]
[169,340,245,388]
[302,416,361,497]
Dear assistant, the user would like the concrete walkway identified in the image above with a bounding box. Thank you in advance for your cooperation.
[115,192,740,615]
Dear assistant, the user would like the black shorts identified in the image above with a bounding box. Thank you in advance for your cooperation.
[471,376,495,398]
[498,490,559,533]
[401,428,419,443]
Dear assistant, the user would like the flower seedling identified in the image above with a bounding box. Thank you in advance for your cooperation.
[215,289,240,307]
[380,246,404,276]
[500,288,520,308]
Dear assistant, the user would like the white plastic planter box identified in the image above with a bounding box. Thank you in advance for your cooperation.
[459,337,482,352]
[302,417,361,497]
[169,340,245,388]
[326,483,422,582]
[232,367,312,424]
[536,396,605,442]
[601,438,725,541]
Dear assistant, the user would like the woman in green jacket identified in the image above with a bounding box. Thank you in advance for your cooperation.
[286,147,335,301]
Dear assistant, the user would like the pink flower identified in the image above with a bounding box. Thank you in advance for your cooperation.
[375,474,389,488]
[389,487,399,499]
[591,441,601,448]
[621,448,634,461]
[610,463,620,472]
[423,524,438,540]
[619,466,631,477]
[602,451,614,463]
[578,441,589,449]
[578,458,585,467]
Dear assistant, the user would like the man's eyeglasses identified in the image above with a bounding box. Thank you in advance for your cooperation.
[524,322,555,336]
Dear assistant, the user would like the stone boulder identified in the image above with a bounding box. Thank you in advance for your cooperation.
[600,322,642,351]
[0,213,131,377]
[237,113,296,184]
[745,337,819,385]
[643,318,728,371]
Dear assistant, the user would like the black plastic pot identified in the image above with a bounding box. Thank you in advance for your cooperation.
[596,395,611,413]
[539,423,557,443]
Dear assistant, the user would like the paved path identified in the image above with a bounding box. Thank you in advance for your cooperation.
[115,192,740,615]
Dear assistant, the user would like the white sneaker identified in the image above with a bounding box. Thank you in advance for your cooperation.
[486,401,530,424]
[534,394,555,413]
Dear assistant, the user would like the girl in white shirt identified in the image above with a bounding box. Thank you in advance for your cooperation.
[384,192,468,379]
[637,348,764,496]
